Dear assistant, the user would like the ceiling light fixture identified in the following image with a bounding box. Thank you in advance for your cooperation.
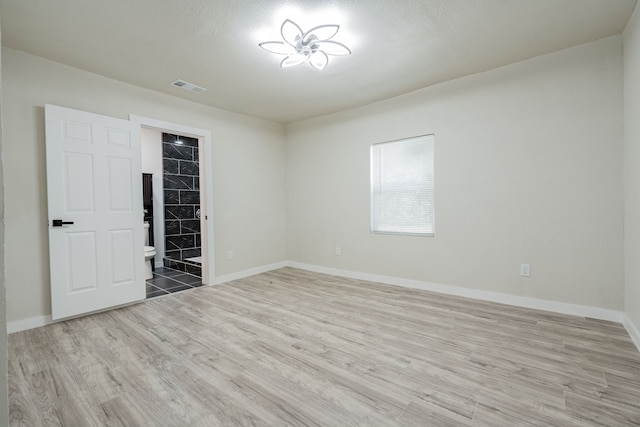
[259,19,351,71]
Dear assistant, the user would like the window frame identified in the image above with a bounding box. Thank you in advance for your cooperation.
[370,134,435,237]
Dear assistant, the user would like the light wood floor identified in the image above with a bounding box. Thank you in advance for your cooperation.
[8,267,640,426]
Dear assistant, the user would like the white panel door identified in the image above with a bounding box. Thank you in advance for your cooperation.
[45,104,145,320]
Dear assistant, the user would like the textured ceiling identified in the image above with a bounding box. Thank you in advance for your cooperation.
[0,0,637,123]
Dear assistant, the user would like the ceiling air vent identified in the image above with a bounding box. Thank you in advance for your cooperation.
[170,79,207,94]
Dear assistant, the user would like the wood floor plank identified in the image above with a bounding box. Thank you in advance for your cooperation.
[8,267,640,426]
[24,366,102,427]
[472,401,598,427]
[7,358,41,427]
[398,400,474,426]
[97,396,149,427]
[247,344,402,425]
[8,329,61,377]
[564,391,640,426]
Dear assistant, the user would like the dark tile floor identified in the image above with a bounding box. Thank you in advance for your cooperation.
[146,266,203,299]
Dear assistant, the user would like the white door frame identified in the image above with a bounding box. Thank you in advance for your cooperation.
[129,115,215,285]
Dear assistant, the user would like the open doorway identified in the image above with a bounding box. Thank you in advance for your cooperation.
[130,115,214,298]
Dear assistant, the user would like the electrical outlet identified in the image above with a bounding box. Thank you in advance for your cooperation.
[335,246,341,256]
[227,250,234,260]
[520,263,531,277]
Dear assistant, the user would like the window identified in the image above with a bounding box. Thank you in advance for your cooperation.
[371,134,434,236]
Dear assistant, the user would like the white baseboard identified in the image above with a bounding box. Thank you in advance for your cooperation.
[8,261,634,351]
[287,261,624,324]
[623,314,640,352]
[7,262,287,334]
[214,261,288,285]
[8,315,53,334]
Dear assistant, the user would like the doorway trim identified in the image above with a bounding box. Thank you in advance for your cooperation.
[129,115,214,285]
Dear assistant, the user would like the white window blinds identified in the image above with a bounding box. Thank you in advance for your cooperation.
[371,134,434,236]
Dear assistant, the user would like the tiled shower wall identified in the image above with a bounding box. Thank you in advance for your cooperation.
[162,133,201,261]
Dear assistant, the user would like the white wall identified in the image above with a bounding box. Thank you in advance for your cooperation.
[141,127,165,266]
[2,48,287,324]
[0,24,9,427]
[286,36,625,311]
[624,4,640,342]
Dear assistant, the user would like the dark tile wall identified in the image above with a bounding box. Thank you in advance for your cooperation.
[163,133,201,262]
